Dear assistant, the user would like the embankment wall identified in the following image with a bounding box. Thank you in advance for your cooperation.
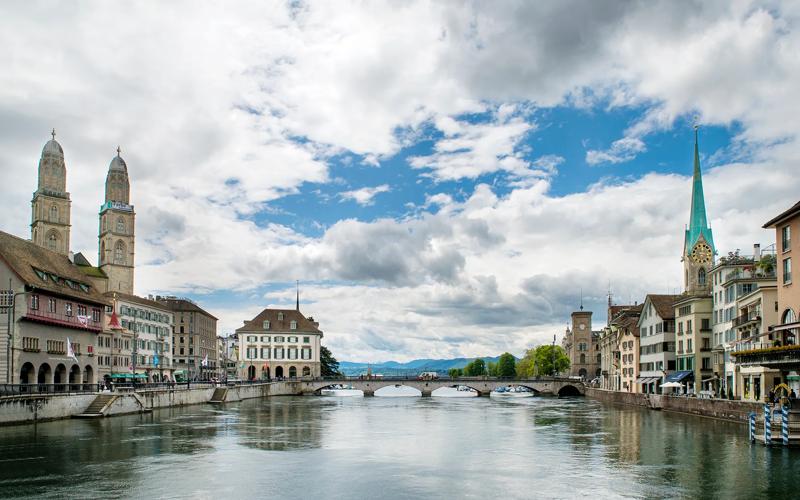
[585,388,763,423]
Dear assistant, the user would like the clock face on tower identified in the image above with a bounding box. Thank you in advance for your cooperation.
[691,242,712,264]
[579,323,586,331]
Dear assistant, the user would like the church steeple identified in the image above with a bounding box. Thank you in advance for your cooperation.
[682,126,714,294]
[684,126,715,257]
[99,146,135,294]
[31,130,71,255]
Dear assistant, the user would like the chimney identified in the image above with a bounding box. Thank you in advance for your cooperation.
[753,243,761,259]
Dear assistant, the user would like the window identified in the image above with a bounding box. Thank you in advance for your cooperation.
[114,240,126,265]
[784,257,792,284]
[274,347,285,360]
[302,348,312,360]
[275,336,285,343]
[247,335,257,342]
[698,268,706,286]
[261,347,270,359]
[701,318,710,331]
[263,320,270,330]
[116,217,125,233]
[687,319,693,335]
[247,347,257,359]
[290,320,297,330]
[783,225,791,252]
[261,336,270,343]
[303,336,310,344]
[47,231,58,250]
[30,295,39,310]
[288,348,298,360]
[65,302,73,316]
[580,353,586,364]
[277,312,284,321]
[77,305,87,317]
[49,204,58,222]
[288,336,298,343]
[679,305,692,316]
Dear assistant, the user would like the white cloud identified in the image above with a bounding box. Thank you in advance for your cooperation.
[339,184,391,206]
[586,137,647,165]
[1,1,799,362]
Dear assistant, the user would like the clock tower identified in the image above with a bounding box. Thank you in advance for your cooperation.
[99,147,135,294]
[682,127,715,294]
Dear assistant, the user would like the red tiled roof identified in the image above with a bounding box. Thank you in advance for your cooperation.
[237,308,322,334]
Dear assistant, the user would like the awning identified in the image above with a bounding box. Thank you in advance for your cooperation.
[109,373,147,379]
[665,371,694,383]
[701,375,719,383]
[636,377,659,384]
[768,321,800,333]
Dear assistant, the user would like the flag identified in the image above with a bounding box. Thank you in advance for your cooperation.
[66,337,77,362]
[153,354,160,366]
[201,354,208,367]
[76,315,89,326]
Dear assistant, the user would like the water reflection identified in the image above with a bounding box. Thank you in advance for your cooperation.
[0,396,797,499]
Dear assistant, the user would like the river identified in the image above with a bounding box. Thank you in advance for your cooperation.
[0,395,796,499]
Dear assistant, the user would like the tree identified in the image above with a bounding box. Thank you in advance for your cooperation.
[320,345,343,377]
[464,358,487,376]
[517,345,569,377]
[448,368,462,378]
[487,361,498,377]
[497,352,516,378]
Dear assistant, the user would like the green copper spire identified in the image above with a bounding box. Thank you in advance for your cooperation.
[685,126,715,256]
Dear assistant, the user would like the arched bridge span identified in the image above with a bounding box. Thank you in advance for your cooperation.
[295,377,585,397]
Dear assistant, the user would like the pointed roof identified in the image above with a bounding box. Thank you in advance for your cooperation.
[685,127,715,255]
[236,308,322,334]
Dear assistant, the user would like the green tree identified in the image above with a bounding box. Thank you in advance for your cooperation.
[487,361,498,376]
[497,352,516,378]
[447,368,463,378]
[464,358,487,376]
[320,345,343,377]
[517,345,569,377]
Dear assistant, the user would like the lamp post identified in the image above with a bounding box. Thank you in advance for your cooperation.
[3,288,33,384]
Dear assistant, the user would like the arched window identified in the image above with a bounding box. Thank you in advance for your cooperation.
[596,353,601,364]
[46,231,59,251]
[698,268,706,286]
[580,353,586,364]
[783,309,796,324]
[116,217,125,234]
[49,204,58,222]
[114,241,126,265]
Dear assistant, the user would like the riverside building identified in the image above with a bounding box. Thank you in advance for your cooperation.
[157,296,218,381]
[237,307,323,380]
[636,295,678,394]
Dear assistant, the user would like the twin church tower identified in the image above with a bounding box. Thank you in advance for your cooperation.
[30,130,135,294]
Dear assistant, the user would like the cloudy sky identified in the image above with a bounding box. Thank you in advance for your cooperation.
[1,1,798,362]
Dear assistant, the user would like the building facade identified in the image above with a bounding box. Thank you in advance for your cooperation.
[98,148,135,295]
[237,308,323,380]
[562,310,599,379]
[637,295,678,394]
[110,293,173,382]
[30,131,71,257]
[672,128,715,394]
[157,297,218,380]
[732,201,800,396]
[0,230,107,386]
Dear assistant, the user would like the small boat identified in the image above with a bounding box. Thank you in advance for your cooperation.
[320,384,364,397]
[490,385,534,398]
[433,385,478,398]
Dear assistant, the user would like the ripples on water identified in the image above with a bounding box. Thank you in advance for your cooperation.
[0,393,797,499]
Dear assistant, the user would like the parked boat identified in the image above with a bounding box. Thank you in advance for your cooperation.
[320,384,364,397]
[490,385,534,398]
[433,385,478,398]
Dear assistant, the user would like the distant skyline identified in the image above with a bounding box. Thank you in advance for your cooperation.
[1,1,798,362]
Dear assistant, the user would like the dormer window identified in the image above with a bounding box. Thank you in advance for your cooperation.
[290,320,297,330]
[277,312,284,321]
[263,320,270,330]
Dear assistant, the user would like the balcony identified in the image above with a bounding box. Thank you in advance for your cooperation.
[731,344,800,367]
[23,308,102,332]
[733,313,760,328]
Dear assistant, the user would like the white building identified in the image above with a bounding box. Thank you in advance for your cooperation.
[636,294,679,394]
[236,308,323,380]
[108,292,174,382]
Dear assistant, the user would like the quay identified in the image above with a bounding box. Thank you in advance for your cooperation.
[0,377,585,426]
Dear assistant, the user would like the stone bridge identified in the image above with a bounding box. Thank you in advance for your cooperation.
[293,377,585,397]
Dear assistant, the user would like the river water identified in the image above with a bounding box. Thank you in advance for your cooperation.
[0,395,797,499]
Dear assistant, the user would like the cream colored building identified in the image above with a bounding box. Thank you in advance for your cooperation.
[237,308,323,380]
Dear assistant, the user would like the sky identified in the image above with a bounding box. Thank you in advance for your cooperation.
[0,1,798,362]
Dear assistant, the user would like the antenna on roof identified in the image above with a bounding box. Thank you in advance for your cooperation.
[296,280,300,311]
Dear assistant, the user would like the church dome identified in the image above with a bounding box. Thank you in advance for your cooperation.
[42,138,63,157]
[109,153,127,172]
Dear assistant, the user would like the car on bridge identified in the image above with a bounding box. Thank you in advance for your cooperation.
[417,372,439,380]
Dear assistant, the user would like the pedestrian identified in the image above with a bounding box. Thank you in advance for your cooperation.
[790,389,797,400]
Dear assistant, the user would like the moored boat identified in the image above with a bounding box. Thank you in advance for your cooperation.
[490,385,534,398]
[320,384,364,397]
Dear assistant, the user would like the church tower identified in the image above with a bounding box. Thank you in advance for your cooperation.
[31,130,71,256]
[98,147,135,294]
[682,127,715,294]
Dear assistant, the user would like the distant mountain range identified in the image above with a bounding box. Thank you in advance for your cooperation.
[338,356,513,376]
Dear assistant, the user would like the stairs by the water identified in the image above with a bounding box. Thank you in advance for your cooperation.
[209,388,228,403]
[74,394,116,418]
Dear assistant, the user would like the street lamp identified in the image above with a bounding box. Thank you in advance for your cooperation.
[2,288,34,384]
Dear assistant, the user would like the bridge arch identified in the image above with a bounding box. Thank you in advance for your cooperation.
[557,384,582,397]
